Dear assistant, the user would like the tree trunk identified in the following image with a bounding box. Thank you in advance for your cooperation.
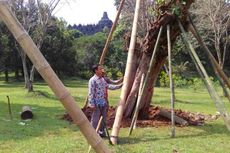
[15,68,19,81]
[111,0,142,144]
[124,51,167,118]
[21,53,29,88]
[120,0,194,119]
[28,65,35,92]
[4,67,9,82]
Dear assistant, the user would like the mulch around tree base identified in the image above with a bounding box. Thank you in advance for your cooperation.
[61,105,220,129]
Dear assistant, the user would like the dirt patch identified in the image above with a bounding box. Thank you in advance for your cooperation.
[61,105,220,129]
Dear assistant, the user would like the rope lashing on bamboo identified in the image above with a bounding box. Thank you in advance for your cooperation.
[36,64,50,72]
[58,92,71,101]
[178,20,230,131]
[15,32,28,42]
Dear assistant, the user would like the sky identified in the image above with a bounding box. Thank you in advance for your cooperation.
[52,0,117,25]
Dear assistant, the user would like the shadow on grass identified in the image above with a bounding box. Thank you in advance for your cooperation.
[166,122,230,140]
[196,122,230,135]
[26,90,57,100]
[0,82,24,88]
[175,99,193,104]
[0,103,81,142]
[117,121,230,145]
[117,136,159,145]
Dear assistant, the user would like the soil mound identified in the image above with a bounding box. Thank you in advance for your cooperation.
[61,105,219,129]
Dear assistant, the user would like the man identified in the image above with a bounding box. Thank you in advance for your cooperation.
[88,64,122,137]
[101,67,123,107]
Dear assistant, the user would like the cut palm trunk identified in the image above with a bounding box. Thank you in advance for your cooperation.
[159,109,188,126]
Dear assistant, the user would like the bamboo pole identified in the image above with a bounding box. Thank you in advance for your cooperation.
[111,0,141,145]
[167,25,175,138]
[128,73,145,136]
[188,15,230,90]
[99,0,126,65]
[88,116,103,153]
[129,25,163,136]
[0,2,110,153]
[179,21,230,131]
[133,74,145,129]
[188,16,230,102]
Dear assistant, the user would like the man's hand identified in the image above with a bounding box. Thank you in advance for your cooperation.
[88,103,96,111]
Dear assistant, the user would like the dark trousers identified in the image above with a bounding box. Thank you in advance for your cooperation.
[91,104,107,135]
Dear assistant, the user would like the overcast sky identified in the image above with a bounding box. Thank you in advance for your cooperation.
[52,0,117,25]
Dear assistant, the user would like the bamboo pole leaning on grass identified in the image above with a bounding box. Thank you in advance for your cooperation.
[0,2,110,153]
[99,0,126,65]
[167,25,175,138]
[88,116,103,153]
[110,0,142,145]
[178,20,230,131]
[128,73,145,136]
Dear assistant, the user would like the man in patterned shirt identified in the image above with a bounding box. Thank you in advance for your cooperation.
[88,64,122,137]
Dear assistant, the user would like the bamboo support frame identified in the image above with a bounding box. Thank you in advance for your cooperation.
[0,2,110,152]
[128,25,163,136]
[179,21,230,131]
[128,73,145,136]
[111,0,141,145]
[167,25,175,138]
[99,0,126,65]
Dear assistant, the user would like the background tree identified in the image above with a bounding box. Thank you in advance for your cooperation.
[41,19,77,76]
[114,0,155,37]
[74,30,126,79]
[8,0,62,91]
[0,24,10,82]
[191,0,230,70]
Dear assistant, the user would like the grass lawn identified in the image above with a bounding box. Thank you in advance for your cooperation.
[0,78,230,153]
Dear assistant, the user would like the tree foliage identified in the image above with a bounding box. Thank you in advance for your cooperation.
[41,19,77,76]
[191,0,230,70]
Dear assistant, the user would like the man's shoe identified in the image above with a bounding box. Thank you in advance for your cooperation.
[99,133,107,138]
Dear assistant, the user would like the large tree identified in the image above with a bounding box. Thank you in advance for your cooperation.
[9,0,62,91]
[111,0,195,144]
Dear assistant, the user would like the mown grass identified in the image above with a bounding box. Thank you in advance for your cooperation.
[0,78,230,153]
